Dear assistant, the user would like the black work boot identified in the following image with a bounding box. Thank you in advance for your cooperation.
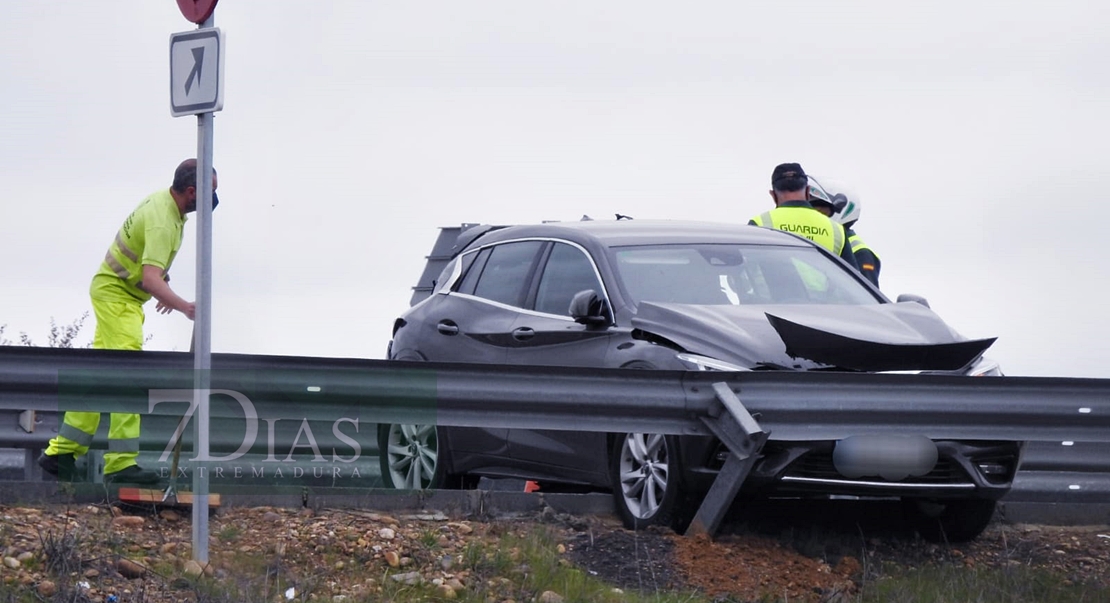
[38,452,78,481]
[105,465,162,485]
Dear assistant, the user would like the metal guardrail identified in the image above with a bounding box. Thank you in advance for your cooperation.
[1019,441,1108,472]
[3,346,1110,533]
[5,347,1110,438]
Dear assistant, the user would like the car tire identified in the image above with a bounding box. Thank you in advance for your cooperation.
[610,432,682,530]
[377,423,450,490]
[902,497,997,543]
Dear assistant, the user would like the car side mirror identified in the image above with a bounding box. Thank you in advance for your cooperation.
[896,293,931,309]
[569,289,612,327]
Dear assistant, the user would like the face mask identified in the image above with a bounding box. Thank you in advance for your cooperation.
[186,191,220,213]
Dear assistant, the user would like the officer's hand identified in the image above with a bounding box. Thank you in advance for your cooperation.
[156,301,173,315]
[183,302,196,321]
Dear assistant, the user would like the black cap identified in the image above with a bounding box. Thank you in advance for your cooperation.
[771,163,809,193]
[771,163,807,185]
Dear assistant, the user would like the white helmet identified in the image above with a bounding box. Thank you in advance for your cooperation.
[809,175,861,227]
[831,191,861,227]
[805,175,835,211]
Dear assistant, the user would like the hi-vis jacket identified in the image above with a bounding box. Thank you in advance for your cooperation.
[90,189,186,304]
[748,201,859,269]
[846,228,881,288]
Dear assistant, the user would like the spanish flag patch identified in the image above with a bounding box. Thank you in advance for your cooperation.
[862,264,874,271]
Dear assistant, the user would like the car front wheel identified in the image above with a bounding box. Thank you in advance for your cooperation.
[378,423,447,490]
[610,432,682,530]
[902,497,997,543]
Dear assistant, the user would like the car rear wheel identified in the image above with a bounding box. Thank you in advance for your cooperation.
[902,497,997,543]
[378,423,448,490]
[610,432,682,530]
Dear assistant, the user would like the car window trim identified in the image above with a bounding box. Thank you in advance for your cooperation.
[453,247,491,296]
[463,239,547,309]
[497,237,614,320]
[447,291,584,320]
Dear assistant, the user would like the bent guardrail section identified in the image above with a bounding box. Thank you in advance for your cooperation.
[2,346,1110,535]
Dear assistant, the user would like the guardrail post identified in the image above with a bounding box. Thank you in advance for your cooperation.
[685,382,769,537]
[24,449,40,482]
[18,410,36,433]
[88,450,105,484]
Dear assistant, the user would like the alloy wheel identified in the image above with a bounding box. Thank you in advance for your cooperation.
[383,423,439,490]
[617,433,671,519]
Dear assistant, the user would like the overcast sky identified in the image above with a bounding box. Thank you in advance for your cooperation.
[2,1,1107,378]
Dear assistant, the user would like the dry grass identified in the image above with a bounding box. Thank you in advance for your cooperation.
[1,502,1107,603]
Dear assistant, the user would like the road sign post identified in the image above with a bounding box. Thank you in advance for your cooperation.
[170,0,221,564]
[191,94,214,566]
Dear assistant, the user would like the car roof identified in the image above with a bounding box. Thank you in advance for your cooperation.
[408,219,826,306]
[463,219,814,251]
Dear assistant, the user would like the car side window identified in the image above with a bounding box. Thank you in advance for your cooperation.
[471,241,544,307]
[455,249,489,295]
[534,243,603,316]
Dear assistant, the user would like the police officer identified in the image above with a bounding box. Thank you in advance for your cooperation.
[39,159,219,484]
[808,176,881,288]
[832,192,880,287]
[748,163,858,270]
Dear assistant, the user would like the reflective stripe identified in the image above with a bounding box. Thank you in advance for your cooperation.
[758,212,774,228]
[848,234,876,257]
[108,437,140,453]
[104,251,131,280]
[58,423,95,447]
[114,231,138,262]
[832,223,844,254]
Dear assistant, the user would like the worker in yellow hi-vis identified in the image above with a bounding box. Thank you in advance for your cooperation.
[39,158,218,484]
[748,163,858,270]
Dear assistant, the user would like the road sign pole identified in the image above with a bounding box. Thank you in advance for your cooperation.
[192,11,215,567]
[170,0,221,567]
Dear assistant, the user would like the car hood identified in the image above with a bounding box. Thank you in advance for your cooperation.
[630,301,996,372]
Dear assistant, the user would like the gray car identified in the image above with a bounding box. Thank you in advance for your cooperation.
[381,218,1021,542]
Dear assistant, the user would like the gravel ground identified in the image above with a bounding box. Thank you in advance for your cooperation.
[1,500,1108,603]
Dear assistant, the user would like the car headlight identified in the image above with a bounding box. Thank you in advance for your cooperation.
[967,357,1004,377]
[675,353,751,372]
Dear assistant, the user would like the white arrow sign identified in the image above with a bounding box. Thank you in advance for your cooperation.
[170,28,225,117]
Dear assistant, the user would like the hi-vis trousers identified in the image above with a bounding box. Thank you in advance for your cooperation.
[45,298,144,475]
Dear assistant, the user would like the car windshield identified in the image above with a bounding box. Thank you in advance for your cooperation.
[611,244,880,306]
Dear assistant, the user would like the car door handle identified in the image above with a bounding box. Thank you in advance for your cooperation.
[436,321,460,336]
[512,327,535,341]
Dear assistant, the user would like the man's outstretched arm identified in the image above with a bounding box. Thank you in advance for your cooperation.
[141,264,195,320]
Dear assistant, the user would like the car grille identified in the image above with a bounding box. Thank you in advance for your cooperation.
[785,451,965,484]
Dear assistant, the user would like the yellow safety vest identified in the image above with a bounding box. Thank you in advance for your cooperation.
[751,206,846,256]
[848,233,878,259]
[90,189,186,304]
